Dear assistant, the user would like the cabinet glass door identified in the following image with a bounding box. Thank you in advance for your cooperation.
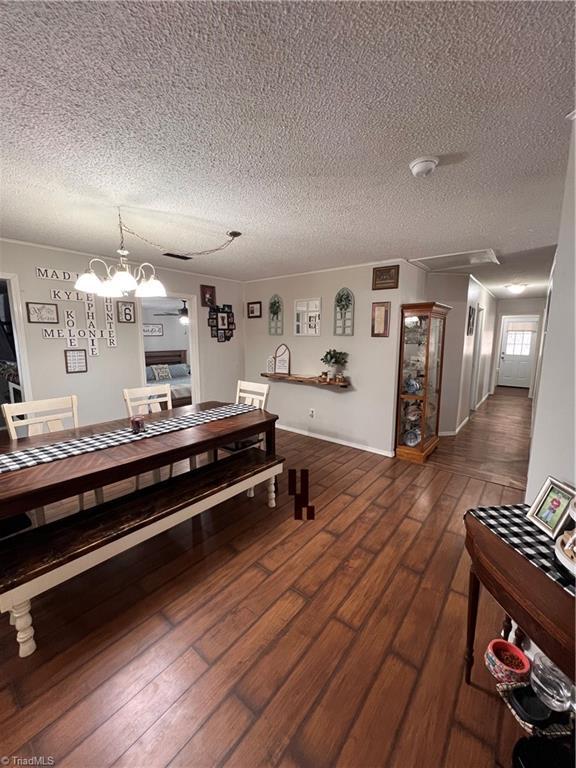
[424,316,443,439]
[401,314,428,396]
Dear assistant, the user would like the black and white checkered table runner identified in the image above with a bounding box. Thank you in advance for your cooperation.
[469,505,575,596]
[0,403,257,475]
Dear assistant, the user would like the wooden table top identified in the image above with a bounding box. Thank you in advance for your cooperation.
[0,401,278,518]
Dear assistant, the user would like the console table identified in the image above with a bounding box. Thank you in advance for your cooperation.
[464,504,575,683]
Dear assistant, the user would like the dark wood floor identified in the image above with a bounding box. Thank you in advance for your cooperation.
[0,389,529,767]
[429,386,532,490]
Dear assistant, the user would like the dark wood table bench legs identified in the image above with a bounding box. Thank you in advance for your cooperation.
[465,566,481,685]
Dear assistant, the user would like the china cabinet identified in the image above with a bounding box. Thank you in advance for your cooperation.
[395,302,451,463]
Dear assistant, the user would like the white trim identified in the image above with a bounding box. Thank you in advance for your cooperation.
[0,272,34,401]
[277,423,395,457]
[476,390,490,408]
[469,273,497,300]
[245,257,407,283]
[439,415,469,437]
[0,238,243,284]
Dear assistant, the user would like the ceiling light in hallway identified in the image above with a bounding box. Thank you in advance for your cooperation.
[506,283,528,295]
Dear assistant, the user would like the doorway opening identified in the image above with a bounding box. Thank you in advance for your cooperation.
[0,275,31,421]
[138,294,201,407]
[497,315,540,391]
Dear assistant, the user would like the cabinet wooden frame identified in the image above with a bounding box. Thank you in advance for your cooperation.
[395,302,451,463]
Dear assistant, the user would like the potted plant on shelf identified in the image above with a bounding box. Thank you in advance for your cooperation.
[320,349,348,381]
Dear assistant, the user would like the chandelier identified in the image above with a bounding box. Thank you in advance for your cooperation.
[74,210,167,298]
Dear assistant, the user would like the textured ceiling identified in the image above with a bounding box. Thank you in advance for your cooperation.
[0,1,573,288]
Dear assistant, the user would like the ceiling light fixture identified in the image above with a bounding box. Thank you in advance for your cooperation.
[505,284,528,295]
[75,209,167,297]
[409,156,439,178]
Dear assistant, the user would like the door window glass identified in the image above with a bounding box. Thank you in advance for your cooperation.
[505,331,532,356]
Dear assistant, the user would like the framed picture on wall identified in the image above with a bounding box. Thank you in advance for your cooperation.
[467,305,476,336]
[371,302,391,337]
[142,323,164,337]
[117,301,136,323]
[247,301,262,318]
[217,312,229,330]
[372,265,399,290]
[26,302,59,324]
[200,285,216,307]
[64,349,88,374]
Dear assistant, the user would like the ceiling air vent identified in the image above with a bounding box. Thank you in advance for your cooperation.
[409,249,499,272]
[163,252,192,261]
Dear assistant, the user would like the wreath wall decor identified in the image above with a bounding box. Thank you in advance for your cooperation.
[268,294,284,336]
[334,287,354,336]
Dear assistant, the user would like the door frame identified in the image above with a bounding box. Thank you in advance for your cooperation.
[495,314,540,395]
[136,292,201,403]
[0,272,33,402]
[469,306,485,412]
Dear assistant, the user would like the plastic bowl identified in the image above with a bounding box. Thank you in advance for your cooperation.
[484,639,531,683]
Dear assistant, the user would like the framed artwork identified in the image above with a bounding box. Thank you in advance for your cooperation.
[467,305,476,336]
[208,316,217,327]
[371,302,391,337]
[294,298,321,336]
[224,329,233,340]
[372,265,399,290]
[222,304,233,311]
[210,327,218,338]
[117,301,136,323]
[334,287,354,336]
[26,302,59,324]
[217,329,226,342]
[207,304,235,342]
[274,343,291,374]
[200,285,216,307]
[217,312,229,330]
[64,348,88,374]
[527,476,575,538]
[247,301,262,319]
[142,323,164,337]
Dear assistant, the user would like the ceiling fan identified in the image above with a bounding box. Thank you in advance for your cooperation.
[153,300,189,325]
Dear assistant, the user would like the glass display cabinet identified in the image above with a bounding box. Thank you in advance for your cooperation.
[396,302,451,463]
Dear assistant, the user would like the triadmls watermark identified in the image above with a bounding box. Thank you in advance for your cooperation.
[1,757,55,766]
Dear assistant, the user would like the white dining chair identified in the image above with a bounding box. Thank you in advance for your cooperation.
[1,396,103,526]
[122,384,175,485]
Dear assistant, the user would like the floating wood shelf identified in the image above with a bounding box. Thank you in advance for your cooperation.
[261,373,350,389]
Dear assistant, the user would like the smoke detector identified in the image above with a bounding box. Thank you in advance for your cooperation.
[409,156,439,178]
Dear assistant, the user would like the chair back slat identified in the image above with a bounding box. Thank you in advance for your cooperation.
[236,381,270,410]
[1,396,79,440]
[123,385,172,417]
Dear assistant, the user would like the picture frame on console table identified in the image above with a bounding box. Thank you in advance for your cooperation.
[527,476,575,538]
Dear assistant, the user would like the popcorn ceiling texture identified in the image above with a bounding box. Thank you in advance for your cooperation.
[0,1,573,282]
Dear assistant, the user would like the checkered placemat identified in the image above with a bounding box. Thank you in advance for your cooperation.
[0,403,257,474]
[469,505,575,596]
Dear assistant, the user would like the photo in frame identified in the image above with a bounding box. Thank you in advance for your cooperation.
[247,301,262,319]
[26,302,59,324]
[142,323,164,337]
[372,265,399,290]
[117,301,136,323]
[217,313,229,330]
[64,348,88,374]
[200,285,216,308]
[527,476,575,538]
[207,304,235,342]
[467,305,476,336]
[371,302,391,337]
[217,329,226,342]
[210,327,218,338]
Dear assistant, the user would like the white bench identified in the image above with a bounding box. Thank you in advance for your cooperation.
[0,449,283,658]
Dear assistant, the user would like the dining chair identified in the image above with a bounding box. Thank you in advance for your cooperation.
[122,384,174,485]
[1,395,103,526]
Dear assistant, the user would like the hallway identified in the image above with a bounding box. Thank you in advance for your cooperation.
[429,387,532,490]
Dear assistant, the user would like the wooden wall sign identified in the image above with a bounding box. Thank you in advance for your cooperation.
[274,343,291,374]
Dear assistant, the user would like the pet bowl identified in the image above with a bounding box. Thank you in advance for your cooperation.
[484,639,531,683]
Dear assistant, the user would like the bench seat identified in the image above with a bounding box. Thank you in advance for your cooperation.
[0,448,283,657]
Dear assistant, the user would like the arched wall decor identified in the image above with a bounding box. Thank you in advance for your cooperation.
[268,294,284,335]
[334,287,354,336]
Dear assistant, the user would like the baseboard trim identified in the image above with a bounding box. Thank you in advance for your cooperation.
[276,424,395,457]
[439,415,469,437]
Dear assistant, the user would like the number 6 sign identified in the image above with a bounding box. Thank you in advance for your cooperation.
[117,301,136,324]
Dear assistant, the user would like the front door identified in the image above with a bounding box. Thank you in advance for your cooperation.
[497,317,539,388]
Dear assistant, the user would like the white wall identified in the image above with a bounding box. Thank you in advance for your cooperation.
[141,304,189,353]
[243,261,426,455]
[526,129,575,502]
[0,240,245,424]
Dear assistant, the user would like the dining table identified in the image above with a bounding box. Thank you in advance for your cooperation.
[0,401,278,519]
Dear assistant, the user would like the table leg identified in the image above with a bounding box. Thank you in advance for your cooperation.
[465,567,481,685]
[514,625,526,648]
[265,426,276,457]
[501,613,512,641]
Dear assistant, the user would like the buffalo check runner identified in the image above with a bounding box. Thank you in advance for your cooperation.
[469,505,575,596]
[0,403,257,474]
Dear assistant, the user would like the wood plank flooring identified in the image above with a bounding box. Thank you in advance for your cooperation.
[0,389,530,767]
[428,386,532,490]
